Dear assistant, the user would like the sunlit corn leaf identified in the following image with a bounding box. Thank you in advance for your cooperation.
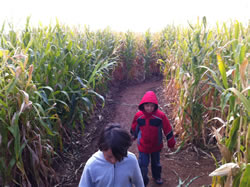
[217,54,228,89]
[239,46,246,65]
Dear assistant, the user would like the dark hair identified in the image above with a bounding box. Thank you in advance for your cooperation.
[139,102,158,111]
[98,123,132,161]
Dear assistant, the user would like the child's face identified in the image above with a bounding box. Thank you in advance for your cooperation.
[103,149,117,164]
[144,103,155,113]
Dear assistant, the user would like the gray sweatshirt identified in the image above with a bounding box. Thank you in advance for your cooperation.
[79,150,144,187]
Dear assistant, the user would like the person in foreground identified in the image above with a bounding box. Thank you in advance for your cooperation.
[130,91,176,186]
[78,123,144,187]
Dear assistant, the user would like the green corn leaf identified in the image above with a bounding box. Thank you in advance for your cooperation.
[8,112,22,161]
[227,87,250,115]
[80,96,92,110]
[38,118,55,136]
[239,164,250,187]
[88,89,105,104]
[0,98,7,108]
[87,59,104,87]
[39,86,54,93]
[246,125,250,163]
[48,98,69,108]
[16,161,26,177]
[40,91,49,105]
[234,21,240,40]
[239,45,246,64]
[0,117,8,125]
[76,76,88,88]
[217,54,228,89]
[59,91,70,102]
[226,117,240,151]
[220,92,232,112]
[199,66,223,91]
[33,103,46,117]
[0,21,5,33]
[6,79,17,94]
[67,40,73,51]
[24,38,33,54]
[233,169,243,187]
[223,22,229,39]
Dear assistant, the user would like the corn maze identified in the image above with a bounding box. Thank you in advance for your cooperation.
[0,17,249,186]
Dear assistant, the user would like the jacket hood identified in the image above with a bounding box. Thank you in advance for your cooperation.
[138,91,158,111]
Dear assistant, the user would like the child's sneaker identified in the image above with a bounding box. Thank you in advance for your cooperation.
[154,178,163,185]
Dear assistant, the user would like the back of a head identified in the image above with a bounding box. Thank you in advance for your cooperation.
[98,123,132,161]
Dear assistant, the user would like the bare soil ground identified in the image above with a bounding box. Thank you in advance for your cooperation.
[55,78,221,187]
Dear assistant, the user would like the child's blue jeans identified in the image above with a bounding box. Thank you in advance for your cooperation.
[138,151,162,186]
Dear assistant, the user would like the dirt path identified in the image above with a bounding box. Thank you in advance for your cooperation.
[111,79,218,187]
[112,81,161,151]
[57,79,220,187]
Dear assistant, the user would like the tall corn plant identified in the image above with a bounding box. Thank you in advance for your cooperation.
[157,24,182,80]
[160,17,249,161]
[0,18,120,186]
[142,29,155,78]
[207,20,250,186]
[181,17,220,146]
[162,17,219,146]
[18,19,119,129]
[0,52,58,186]
[120,31,137,80]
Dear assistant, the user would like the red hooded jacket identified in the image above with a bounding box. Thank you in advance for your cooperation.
[131,91,175,153]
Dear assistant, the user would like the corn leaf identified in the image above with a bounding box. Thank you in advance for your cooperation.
[246,125,250,163]
[226,117,240,151]
[217,54,228,89]
[239,164,250,187]
[227,87,250,115]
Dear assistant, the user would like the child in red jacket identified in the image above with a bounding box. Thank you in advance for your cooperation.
[130,91,175,186]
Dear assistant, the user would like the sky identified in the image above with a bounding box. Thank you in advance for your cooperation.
[0,0,249,32]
